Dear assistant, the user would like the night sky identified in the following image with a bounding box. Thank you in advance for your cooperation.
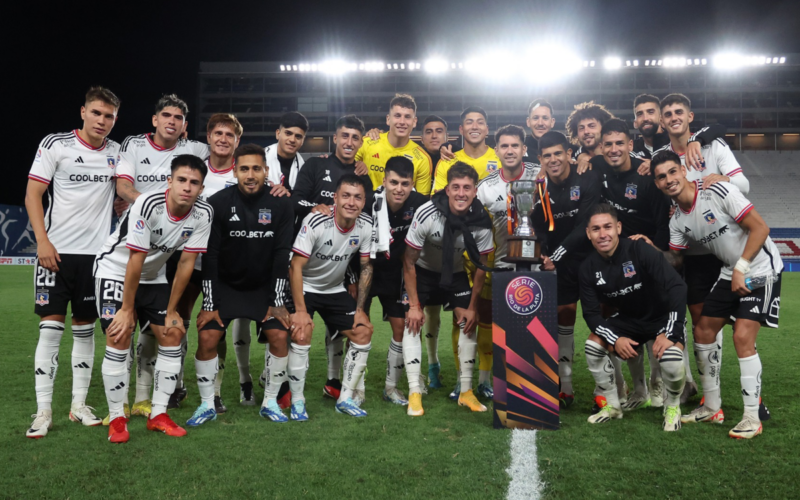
[5,0,799,205]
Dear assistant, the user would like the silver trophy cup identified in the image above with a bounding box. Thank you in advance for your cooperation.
[510,180,537,237]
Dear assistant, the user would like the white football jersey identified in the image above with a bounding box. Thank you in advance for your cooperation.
[405,201,494,273]
[94,190,213,284]
[292,211,373,294]
[28,130,121,255]
[201,157,237,200]
[477,163,541,268]
[669,181,783,280]
[116,134,209,194]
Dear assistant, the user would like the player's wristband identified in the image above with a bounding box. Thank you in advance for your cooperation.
[734,258,751,275]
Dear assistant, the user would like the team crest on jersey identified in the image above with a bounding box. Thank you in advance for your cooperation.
[106,156,116,168]
[703,210,717,225]
[623,261,636,278]
[101,304,116,319]
[180,228,194,240]
[35,292,49,306]
[403,209,414,220]
[570,186,580,201]
[487,161,499,172]
[349,236,360,248]
[258,209,272,225]
[625,184,637,200]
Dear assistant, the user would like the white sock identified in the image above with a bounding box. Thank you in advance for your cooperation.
[263,351,288,404]
[340,342,371,403]
[195,356,217,406]
[739,354,762,421]
[645,340,662,384]
[34,321,65,411]
[424,306,441,365]
[151,345,182,418]
[557,325,575,395]
[177,322,189,388]
[215,336,227,397]
[682,345,695,383]
[232,319,252,384]
[402,328,423,394]
[658,346,686,407]
[70,323,95,406]
[326,330,344,380]
[694,342,722,410]
[386,340,404,390]
[626,352,649,398]
[102,346,129,421]
[610,354,625,396]
[716,328,724,377]
[135,329,157,403]
[585,340,621,409]
[457,327,477,393]
[124,341,134,405]
[288,343,310,403]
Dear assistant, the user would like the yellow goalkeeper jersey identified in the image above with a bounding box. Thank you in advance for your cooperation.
[355,132,433,195]
[432,147,500,192]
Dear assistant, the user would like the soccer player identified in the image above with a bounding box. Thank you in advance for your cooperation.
[653,151,782,439]
[94,154,212,443]
[565,101,614,163]
[25,87,122,438]
[531,131,601,408]
[265,111,307,189]
[191,144,294,425]
[355,93,433,195]
[404,163,495,416]
[524,98,556,157]
[579,204,687,431]
[114,94,209,417]
[420,115,449,177]
[289,175,375,418]
[367,156,430,406]
[655,93,752,403]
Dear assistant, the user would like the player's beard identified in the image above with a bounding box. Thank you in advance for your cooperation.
[638,121,658,139]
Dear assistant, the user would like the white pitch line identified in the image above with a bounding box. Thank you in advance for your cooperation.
[506,429,544,500]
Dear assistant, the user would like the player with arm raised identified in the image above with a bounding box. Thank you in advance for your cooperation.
[579,204,687,431]
[404,163,494,416]
[94,155,212,443]
[289,175,375,418]
[653,151,781,439]
[25,87,121,438]
[190,144,294,425]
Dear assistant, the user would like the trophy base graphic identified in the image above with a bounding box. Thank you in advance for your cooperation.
[504,236,542,270]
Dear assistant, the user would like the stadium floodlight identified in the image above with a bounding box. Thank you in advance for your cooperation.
[424,58,449,74]
[625,60,631,66]
[633,60,639,66]
[694,58,700,65]
[589,60,595,67]
[311,63,318,72]
[645,60,650,66]
[280,65,286,71]
[779,56,786,63]
[713,53,745,69]
[319,59,351,75]
[701,58,707,65]
[292,65,298,71]
[521,44,583,78]
[458,62,464,69]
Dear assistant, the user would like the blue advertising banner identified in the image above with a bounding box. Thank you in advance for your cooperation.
[0,204,37,264]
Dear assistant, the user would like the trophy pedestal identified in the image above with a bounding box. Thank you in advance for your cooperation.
[504,236,542,271]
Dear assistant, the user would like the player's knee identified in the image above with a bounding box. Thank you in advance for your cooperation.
[586,333,608,350]
[557,304,577,324]
[294,328,313,346]
[266,328,288,347]
[352,325,373,344]
[197,330,220,357]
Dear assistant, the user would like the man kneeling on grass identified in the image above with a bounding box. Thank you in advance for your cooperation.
[578,204,687,431]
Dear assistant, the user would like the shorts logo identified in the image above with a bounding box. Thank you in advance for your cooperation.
[403,209,413,220]
[487,161,499,172]
[180,228,194,240]
[570,186,580,201]
[703,210,717,224]
[35,292,49,306]
[505,276,543,315]
[135,220,145,230]
[349,236,360,248]
[625,184,637,200]
[623,261,636,278]
[101,304,116,319]
[401,292,409,305]
[107,157,116,168]
[258,209,272,225]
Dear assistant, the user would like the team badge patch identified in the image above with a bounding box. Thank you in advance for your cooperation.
[101,304,116,319]
[35,292,49,306]
[349,236,360,248]
[625,184,637,200]
[107,156,116,168]
[180,228,194,240]
[570,186,580,201]
[299,226,308,239]
[703,210,717,224]
[403,209,413,220]
[35,149,42,162]
[258,209,272,225]
[401,292,409,305]
[135,220,145,230]
[487,161,499,172]
[623,261,637,278]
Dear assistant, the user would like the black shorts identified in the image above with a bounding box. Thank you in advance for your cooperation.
[95,278,170,332]
[683,254,724,305]
[165,251,202,288]
[701,274,781,328]
[200,282,289,334]
[304,291,357,340]
[554,258,581,306]
[365,293,405,320]
[414,266,472,311]
[34,254,97,319]
[605,313,687,346]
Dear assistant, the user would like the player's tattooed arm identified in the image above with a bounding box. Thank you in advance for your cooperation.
[355,256,373,311]
[116,178,142,204]
[403,246,425,334]
[664,249,684,269]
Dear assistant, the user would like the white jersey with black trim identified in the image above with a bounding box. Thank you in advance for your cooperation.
[405,201,494,273]
[477,163,541,268]
[116,134,209,194]
[292,211,373,294]
[669,181,782,280]
[94,190,213,284]
[201,157,236,200]
[28,130,121,255]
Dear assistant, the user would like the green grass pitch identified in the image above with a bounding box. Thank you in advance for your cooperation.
[1,266,797,499]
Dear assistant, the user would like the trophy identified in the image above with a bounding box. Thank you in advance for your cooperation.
[504,179,542,267]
